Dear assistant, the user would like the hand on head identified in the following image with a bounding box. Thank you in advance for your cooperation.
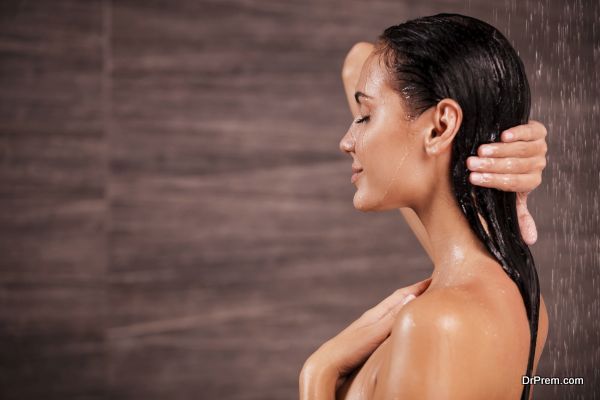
[467,120,548,245]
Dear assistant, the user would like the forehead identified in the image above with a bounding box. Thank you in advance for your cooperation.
[356,52,396,101]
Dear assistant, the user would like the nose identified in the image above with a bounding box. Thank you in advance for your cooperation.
[339,127,355,154]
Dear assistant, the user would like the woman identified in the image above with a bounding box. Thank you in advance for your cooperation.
[300,14,549,400]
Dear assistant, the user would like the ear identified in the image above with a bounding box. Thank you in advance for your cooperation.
[424,99,463,156]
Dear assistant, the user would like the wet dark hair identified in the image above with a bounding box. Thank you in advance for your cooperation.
[377,13,539,400]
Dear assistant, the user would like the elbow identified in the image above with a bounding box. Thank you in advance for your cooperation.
[341,63,358,83]
[342,42,374,80]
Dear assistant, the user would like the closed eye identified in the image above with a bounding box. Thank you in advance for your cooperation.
[354,115,370,124]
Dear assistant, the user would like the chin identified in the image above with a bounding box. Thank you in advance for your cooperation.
[353,188,404,212]
[353,191,383,212]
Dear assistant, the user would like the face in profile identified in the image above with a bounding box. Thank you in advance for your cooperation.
[339,51,435,212]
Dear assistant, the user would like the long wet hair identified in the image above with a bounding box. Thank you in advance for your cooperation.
[376,13,540,400]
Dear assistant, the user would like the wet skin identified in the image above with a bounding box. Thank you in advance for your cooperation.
[299,43,549,400]
[338,49,548,400]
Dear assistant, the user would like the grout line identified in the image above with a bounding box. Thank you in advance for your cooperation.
[101,0,113,344]
[107,305,275,340]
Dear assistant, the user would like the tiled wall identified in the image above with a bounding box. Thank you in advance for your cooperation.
[1,1,597,399]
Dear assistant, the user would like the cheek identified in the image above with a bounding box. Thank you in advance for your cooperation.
[372,134,410,178]
[356,126,417,209]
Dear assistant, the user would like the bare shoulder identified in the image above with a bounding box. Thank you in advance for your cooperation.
[393,284,522,352]
[375,283,532,400]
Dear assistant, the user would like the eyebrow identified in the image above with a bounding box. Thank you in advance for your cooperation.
[354,91,373,104]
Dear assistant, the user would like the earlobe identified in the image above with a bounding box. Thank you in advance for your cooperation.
[425,135,440,156]
[425,99,462,156]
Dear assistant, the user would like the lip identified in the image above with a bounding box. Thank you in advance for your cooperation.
[351,164,362,173]
[351,171,362,183]
[351,162,363,183]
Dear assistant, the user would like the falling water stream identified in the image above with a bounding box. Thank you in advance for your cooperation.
[483,1,599,398]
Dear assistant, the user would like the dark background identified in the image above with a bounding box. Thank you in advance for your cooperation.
[0,0,598,399]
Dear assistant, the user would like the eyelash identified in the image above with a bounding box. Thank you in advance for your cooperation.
[354,115,370,124]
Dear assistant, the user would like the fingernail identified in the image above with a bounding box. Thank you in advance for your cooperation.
[480,146,493,156]
[470,172,482,183]
[503,131,514,141]
[402,294,416,305]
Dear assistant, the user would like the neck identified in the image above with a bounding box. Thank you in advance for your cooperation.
[412,185,498,290]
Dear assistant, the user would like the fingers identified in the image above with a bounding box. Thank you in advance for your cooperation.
[518,211,538,245]
[500,120,548,143]
[349,277,432,330]
[467,156,547,174]
[312,277,431,382]
[389,278,431,305]
[377,278,431,311]
[477,139,548,158]
[516,192,538,245]
[407,277,433,295]
[469,172,542,192]
[469,121,548,193]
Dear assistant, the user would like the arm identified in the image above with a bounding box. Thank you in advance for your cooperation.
[299,278,431,400]
[341,41,374,119]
